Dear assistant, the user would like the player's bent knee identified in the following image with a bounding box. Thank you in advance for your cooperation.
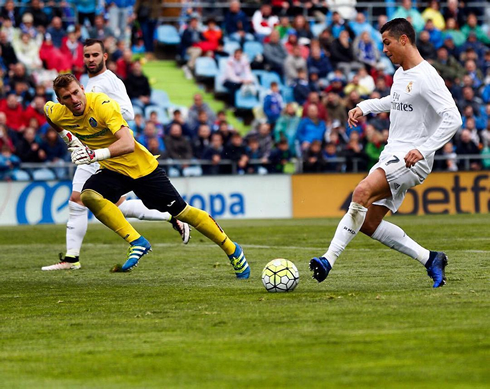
[70,191,84,205]
[352,183,371,207]
[80,189,104,209]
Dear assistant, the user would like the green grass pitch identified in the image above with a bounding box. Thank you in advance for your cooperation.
[0,214,488,388]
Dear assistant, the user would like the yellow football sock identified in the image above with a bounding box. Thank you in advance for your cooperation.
[176,205,235,255]
[80,189,140,243]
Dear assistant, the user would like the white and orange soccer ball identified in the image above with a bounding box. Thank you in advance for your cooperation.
[261,259,299,293]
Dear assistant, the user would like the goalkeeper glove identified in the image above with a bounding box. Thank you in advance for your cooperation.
[69,146,111,165]
[59,129,84,149]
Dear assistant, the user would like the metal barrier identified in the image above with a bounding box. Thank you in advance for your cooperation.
[8,154,490,181]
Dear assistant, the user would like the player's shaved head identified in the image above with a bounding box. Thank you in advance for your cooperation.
[53,74,81,97]
[380,18,416,45]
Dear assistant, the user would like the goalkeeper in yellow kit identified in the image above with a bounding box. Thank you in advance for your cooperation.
[44,74,249,277]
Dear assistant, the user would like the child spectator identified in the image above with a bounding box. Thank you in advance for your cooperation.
[274,103,300,155]
[268,139,292,173]
[263,81,284,126]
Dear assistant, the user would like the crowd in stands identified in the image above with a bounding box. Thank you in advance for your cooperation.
[0,0,490,179]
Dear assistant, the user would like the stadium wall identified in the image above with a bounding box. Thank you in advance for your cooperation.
[1,171,489,225]
[0,175,292,226]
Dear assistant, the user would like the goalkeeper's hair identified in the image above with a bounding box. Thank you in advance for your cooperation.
[53,74,81,97]
[84,38,106,53]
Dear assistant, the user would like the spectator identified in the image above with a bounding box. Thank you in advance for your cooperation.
[40,126,67,162]
[302,91,327,121]
[132,112,145,135]
[137,122,165,151]
[323,141,340,172]
[464,59,484,89]
[284,32,309,59]
[263,30,288,76]
[297,104,326,151]
[39,33,72,73]
[307,46,333,79]
[180,15,203,69]
[292,68,311,105]
[46,16,66,48]
[115,48,133,80]
[252,4,278,41]
[443,19,466,48]
[0,93,25,133]
[216,120,236,146]
[372,76,390,98]
[196,18,222,54]
[443,0,466,29]
[263,81,284,125]
[164,122,194,163]
[24,95,47,128]
[434,141,458,171]
[16,126,46,162]
[0,143,21,180]
[459,86,482,114]
[415,30,437,62]
[147,111,165,136]
[303,140,326,172]
[60,26,85,78]
[349,12,382,50]
[461,13,490,45]
[19,13,38,39]
[12,32,42,72]
[291,15,313,42]
[364,129,385,170]
[134,0,159,55]
[0,0,20,27]
[124,61,151,106]
[326,0,357,21]
[424,19,444,49]
[88,15,115,40]
[455,128,481,170]
[421,0,445,30]
[284,45,308,85]
[391,0,425,32]
[245,136,266,174]
[191,110,215,138]
[9,63,36,94]
[330,29,363,77]
[245,121,273,159]
[328,11,353,39]
[106,0,133,41]
[76,0,96,26]
[344,74,371,97]
[223,132,249,174]
[432,46,465,82]
[353,31,380,71]
[166,109,192,138]
[192,123,212,159]
[275,16,292,40]
[0,123,15,153]
[274,103,300,154]
[188,94,216,131]
[224,0,254,43]
[268,139,292,173]
[0,30,18,70]
[223,48,254,104]
[202,132,225,175]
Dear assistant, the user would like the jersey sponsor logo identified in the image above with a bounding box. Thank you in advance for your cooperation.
[74,128,109,140]
[65,124,80,129]
[391,91,413,111]
[89,117,98,127]
[406,81,413,93]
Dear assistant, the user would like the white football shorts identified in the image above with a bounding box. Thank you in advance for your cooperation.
[72,162,100,193]
[370,151,430,213]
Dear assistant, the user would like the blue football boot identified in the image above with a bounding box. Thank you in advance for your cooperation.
[309,257,332,283]
[228,243,250,279]
[426,251,448,288]
[121,236,152,272]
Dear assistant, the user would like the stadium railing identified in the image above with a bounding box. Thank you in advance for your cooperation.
[7,154,490,181]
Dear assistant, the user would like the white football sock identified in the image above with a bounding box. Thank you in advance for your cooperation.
[118,199,172,221]
[66,201,88,258]
[323,202,367,267]
[371,220,430,265]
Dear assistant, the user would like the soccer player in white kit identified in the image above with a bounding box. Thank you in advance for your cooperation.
[42,39,190,271]
[309,19,462,288]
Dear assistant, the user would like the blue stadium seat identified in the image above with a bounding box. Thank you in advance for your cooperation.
[195,57,219,78]
[150,89,172,108]
[311,23,327,37]
[11,169,31,181]
[243,41,264,61]
[132,105,144,117]
[235,90,259,110]
[156,25,181,45]
[223,41,240,55]
[259,71,283,89]
[32,168,56,181]
[145,105,170,125]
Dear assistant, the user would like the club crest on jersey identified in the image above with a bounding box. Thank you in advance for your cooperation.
[89,117,98,127]
[406,81,413,93]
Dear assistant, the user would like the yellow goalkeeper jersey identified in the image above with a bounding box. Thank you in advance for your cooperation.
[45,92,158,179]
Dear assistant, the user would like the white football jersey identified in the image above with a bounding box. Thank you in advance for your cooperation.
[358,60,462,168]
[84,70,135,122]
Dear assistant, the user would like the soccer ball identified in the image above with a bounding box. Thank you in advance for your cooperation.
[262,259,299,293]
